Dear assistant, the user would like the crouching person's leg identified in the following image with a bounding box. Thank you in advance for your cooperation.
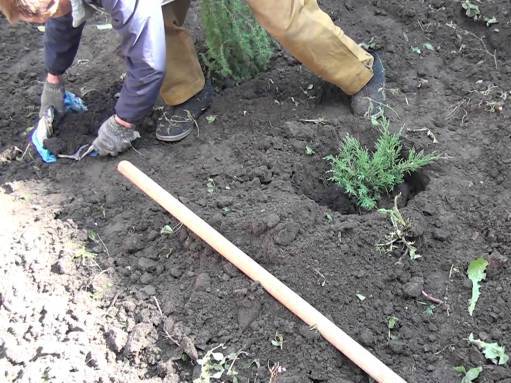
[246,0,385,116]
[157,0,213,142]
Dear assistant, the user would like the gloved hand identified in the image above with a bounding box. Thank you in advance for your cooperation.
[40,81,65,118]
[92,115,140,156]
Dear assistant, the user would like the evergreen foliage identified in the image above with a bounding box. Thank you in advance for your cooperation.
[326,117,437,210]
[200,0,274,81]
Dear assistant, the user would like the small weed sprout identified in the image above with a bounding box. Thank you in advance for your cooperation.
[377,194,420,260]
[360,37,377,50]
[206,115,217,124]
[200,0,273,81]
[387,315,399,340]
[194,345,247,383]
[305,145,315,156]
[462,0,481,20]
[454,365,483,383]
[207,178,216,194]
[269,362,286,383]
[468,334,509,365]
[160,224,174,235]
[271,332,284,349]
[326,116,437,210]
[461,0,497,27]
[74,247,96,265]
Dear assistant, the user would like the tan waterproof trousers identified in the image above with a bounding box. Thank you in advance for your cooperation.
[160,0,374,106]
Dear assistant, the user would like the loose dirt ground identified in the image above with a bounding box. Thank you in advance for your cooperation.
[1,1,510,382]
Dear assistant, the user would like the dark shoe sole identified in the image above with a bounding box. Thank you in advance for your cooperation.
[155,125,193,142]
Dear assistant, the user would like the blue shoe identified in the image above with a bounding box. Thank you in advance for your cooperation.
[351,50,386,117]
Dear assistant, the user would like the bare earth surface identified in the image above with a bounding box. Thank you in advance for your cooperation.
[1,1,510,382]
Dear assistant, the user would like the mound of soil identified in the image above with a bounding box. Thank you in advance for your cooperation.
[1,1,510,383]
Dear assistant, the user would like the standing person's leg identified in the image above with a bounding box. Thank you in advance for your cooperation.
[159,0,204,106]
[246,0,384,114]
[157,0,213,142]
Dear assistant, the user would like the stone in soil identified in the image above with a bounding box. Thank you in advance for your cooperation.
[273,221,300,246]
[402,276,424,298]
[124,322,157,354]
[52,257,76,275]
[105,327,128,353]
[237,299,261,330]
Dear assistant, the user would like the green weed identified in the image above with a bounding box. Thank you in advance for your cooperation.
[462,0,481,20]
[194,345,246,383]
[271,332,284,349]
[387,315,399,340]
[454,365,483,383]
[200,0,273,81]
[467,257,488,316]
[326,116,437,210]
[468,334,509,365]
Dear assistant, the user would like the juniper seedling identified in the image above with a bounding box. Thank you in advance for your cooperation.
[326,116,437,210]
[200,0,273,81]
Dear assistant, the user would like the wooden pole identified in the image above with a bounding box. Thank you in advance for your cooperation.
[117,160,407,383]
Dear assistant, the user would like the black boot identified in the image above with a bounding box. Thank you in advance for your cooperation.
[156,80,214,142]
[351,50,386,117]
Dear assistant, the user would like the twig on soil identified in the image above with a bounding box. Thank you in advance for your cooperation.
[377,194,420,260]
[446,21,498,69]
[153,295,164,317]
[446,98,470,123]
[88,267,111,288]
[226,349,248,376]
[18,144,30,161]
[103,291,120,317]
[130,145,145,158]
[152,296,181,347]
[95,233,110,257]
[407,128,438,144]
[363,98,400,120]
[268,361,286,383]
[311,267,326,287]
[185,109,200,138]
[443,264,458,317]
[298,117,327,125]
[434,343,455,355]
[421,290,444,305]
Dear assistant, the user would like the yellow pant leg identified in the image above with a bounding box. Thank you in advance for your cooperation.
[160,0,205,106]
[246,0,373,95]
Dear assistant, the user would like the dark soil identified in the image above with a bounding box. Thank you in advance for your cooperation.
[1,1,511,383]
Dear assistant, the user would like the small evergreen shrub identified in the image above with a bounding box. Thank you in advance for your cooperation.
[200,0,274,81]
[326,117,437,210]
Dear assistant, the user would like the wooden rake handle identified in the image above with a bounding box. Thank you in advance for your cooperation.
[117,160,407,383]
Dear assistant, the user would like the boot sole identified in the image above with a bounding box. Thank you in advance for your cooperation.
[155,127,193,142]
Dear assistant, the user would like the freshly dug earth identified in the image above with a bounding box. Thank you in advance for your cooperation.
[1,1,511,383]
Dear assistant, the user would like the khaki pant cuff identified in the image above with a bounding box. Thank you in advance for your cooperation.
[161,77,206,106]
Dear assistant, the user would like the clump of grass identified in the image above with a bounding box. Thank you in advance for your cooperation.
[200,0,273,81]
[326,116,437,210]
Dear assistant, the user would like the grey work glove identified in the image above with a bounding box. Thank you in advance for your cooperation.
[92,116,141,156]
[40,81,65,118]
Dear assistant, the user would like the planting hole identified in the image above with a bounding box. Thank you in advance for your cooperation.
[291,161,430,214]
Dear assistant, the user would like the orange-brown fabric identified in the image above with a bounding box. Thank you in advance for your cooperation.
[159,0,204,106]
[160,0,374,106]
[246,0,373,95]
